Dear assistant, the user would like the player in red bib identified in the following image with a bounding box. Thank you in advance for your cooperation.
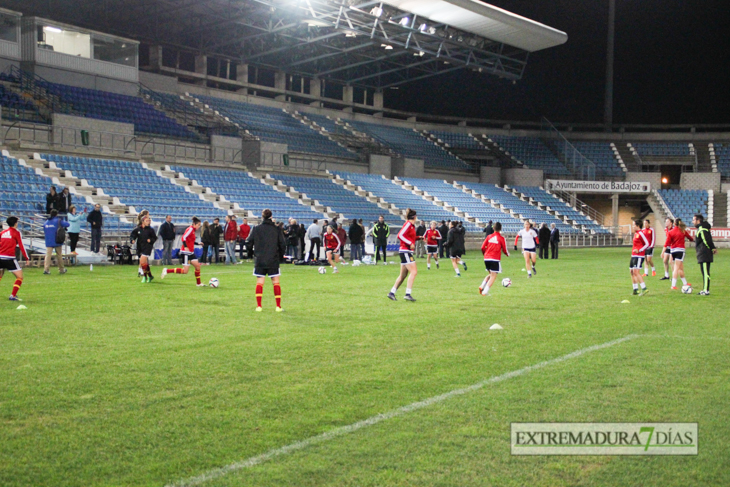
[479,222,509,296]
[629,219,650,295]
[323,225,342,273]
[388,209,418,302]
[0,216,29,301]
[642,219,656,277]
[423,221,442,270]
[660,217,674,280]
[161,217,204,286]
[666,217,694,290]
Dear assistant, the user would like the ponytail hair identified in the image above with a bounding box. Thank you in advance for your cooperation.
[405,208,417,220]
[676,218,686,232]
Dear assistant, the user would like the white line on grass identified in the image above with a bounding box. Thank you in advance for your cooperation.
[166,333,639,487]
[640,334,730,342]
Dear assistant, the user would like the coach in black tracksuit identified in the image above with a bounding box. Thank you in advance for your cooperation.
[693,214,717,295]
[247,211,286,277]
[372,216,390,263]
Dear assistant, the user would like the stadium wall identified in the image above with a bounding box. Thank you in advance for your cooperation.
[680,172,721,192]
[626,172,661,189]
[369,155,391,178]
[503,168,543,187]
[29,65,138,96]
[52,113,134,151]
[138,71,179,93]
[480,166,501,185]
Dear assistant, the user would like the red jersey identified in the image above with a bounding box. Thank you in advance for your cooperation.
[397,221,416,252]
[238,223,251,240]
[481,231,509,261]
[666,226,693,251]
[631,230,650,256]
[181,225,197,253]
[0,227,29,260]
[642,227,655,248]
[324,233,341,252]
[424,229,442,246]
[663,226,672,248]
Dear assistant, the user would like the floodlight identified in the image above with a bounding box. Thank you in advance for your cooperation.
[45,26,63,33]
[370,6,383,17]
[399,17,410,26]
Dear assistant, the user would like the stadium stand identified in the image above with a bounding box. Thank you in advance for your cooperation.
[571,142,624,178]
[0,155,56,221]
[488,135,571,176]
[713,143,730,177]
[301,113,351,135]
[428,131,485,150]
[658,189,709,223]
[631,142,692,157]
[0,84,44,123]
[511,186,610,234]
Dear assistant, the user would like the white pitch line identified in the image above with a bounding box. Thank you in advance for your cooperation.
[166,333,639,487]
[640,334,730,342]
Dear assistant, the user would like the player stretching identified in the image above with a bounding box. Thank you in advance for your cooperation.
[660,217,674,280]
[161,217,204,286]
[137,215,157,283]
[246,209,286,312]
[323,225,342,274]
[666,218,694,290]
[515,220,539,278]
[629,219,650,295]
[0,216,29,301]
[642,219,656,277]
[424,221,441,270]
[388,209,418,302]
[479,222,509,296]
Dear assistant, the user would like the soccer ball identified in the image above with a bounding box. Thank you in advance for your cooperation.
[502,278,512,288]
[209,278,219,288]
[318,266,327,274]
[681,285,692,294]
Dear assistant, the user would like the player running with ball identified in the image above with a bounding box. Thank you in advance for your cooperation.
[515,220,539,278]
[161,217,204,286]
[629,219,650,296]
[479,222,509,296]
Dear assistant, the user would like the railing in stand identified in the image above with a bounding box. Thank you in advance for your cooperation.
[541,117,597,180]
[548,188,606,227]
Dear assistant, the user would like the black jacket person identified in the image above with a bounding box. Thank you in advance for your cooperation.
[372,218,390,263]
[694,216,717,294]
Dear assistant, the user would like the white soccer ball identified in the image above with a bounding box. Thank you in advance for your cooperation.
[681,285,692,294]
[502,278,512,288]
[318,266,327,274]
[209,277,219,288]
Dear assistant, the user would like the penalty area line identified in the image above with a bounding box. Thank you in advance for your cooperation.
[166,333,639,487]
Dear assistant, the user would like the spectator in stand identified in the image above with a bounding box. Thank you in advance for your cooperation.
[483,220,494,236]
[209,218,223,263]
[438,220,449,258]
[337,223,348,259]
[306,219,322,261]
[238,218,251,260]
[550,223,560,259]
[45,186,58,214]
[200,221,212,265]
[539,223,551,259]
[372,215,389,264]
[158,215,176,266]
[86,204,103,254]
[224,215,238,265]
[66,205,85,256]
[57,188,72,214]
[43,209,69,275]
[415,220,427,258]
[349,219,364,261]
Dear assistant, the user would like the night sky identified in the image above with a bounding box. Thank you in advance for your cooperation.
[385,0,730,126]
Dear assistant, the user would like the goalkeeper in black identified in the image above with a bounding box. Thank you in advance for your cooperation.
[692,214,717,296]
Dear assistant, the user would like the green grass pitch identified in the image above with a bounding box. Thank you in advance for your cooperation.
[1,248,728,487]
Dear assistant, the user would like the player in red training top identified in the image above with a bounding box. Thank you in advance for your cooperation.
[161,217,204,286]
[660,217,674,280]
[479,222,510,296]
[0,216,29,301]
[666,217,694,290]
[424,221,442,270]
[642,219,656,277]
[387,209,418,302]
[323,225,342,274]
[629,219,650,296]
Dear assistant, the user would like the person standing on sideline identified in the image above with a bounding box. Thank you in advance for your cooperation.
[86,203,103,254]
[629,219,650,295]
[550,223,560,259]
[238,218,251,260]
[349,219,364,261]
[285,219,300,259]
[67,205,85,255]
[483,220,494,237]
[161,217,204,286]
[372,215,390,264]
[642,219,656,277]
[693,214,717,295]
[43,209,69,275]
[358,219,366,259]
[660,217,674,280]
[45,186,58,214]
[158,215,176,266]
[538,223,551,259]
[299,221,306,260]
[387,209,418,301]
[336,223,348,260]
[479,222,510,296]
[306,219,322,261]
[209,218,223,263]
[438,220,449,258]
[57,187,72,214]
[224,215,238,265]
[1,216,29,301]
[246,209,286,312]
[415,220,427,258]
[200,221,212,265]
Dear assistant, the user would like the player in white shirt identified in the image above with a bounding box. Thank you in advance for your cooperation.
[514,221,539,278]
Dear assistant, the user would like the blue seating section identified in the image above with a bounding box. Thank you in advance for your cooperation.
[194,96,353,159]
[42,155,225,221]
[511,186,610,234]
[171,166,323,222]
[632,143,690,157]
[489,135,571,177]
[302,113,351,135]
[429,131,484,150]
[659,189,708,224]
[346,120,470,170]
[0,85,44,122]
[570,142,624,178]
[714,143,730,177]
[271,174,400,225]
[39,83,201,141]
[0,156,54,218]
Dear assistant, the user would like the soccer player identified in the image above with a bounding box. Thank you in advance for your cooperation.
[693,214,717,296]
[0,216,29,301]
[424,221,442,270]
[137,215,157,283]
[642,219,656,277]
[323,225,342,274]
[666,218,694,290]
[246,209,286,312]
[479,222,509,296]
[161,217,204,286]
[660,217,674,280]
[514,220,539,278]
[130,210,149,277]
[445,221,467,276]
[388,209,418,302]
[629,219,650,296]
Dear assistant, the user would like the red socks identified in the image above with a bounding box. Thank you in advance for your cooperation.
[142,264,151,278]
[255,284,263,307]
[12,279,21,297]
[194,270,201,285]
[274,284,282,309]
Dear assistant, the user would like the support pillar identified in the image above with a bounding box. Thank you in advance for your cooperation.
[274,71,287,101]
[309,77,322,107]
[236,64,248,95]
[148,45,163,70]
[611,193,619,233]
[342,85,354,112]
[194,54,207,86]
[374,90,384,110]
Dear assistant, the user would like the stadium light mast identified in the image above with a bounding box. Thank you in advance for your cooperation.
[604,0,616,128]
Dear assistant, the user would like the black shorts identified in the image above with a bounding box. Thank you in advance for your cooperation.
[449,249,463,259]
[629,256,645,270]
[426,245,438,254]
[484,260,502,273]
[180,251,197,266]
[523,247,536,254]
[253,267,281,277]
[664,247,671,255]
[400,251,415,265]
[645,247,654,257]
[326,248,338,254]
[0,258,21,272]
[671,250,685,262]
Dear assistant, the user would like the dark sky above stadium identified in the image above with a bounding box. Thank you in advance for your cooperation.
[385,0,730,126]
